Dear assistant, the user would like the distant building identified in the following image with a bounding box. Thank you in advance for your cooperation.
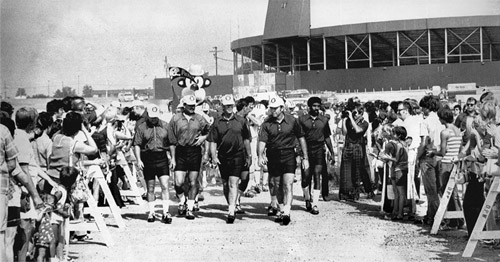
[92,88,153,98]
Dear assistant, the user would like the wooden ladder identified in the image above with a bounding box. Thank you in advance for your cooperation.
[431,162,465,234]
[64,165,126,256]
[118,163,144,204]
[463,175,500,257]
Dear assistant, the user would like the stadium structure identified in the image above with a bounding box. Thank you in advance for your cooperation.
[154,0,500,101]
[229,0,500,99]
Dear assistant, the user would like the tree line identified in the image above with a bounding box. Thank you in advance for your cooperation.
[15,85,93,98]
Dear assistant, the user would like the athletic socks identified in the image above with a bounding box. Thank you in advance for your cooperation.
[186,199,195,211]
[162,200,170,215]
[178,194,186,206]
[282,205,291,215]
[228,204,236,215]
[254,171,261,186]
[148,201,155,215]
[312,190,320,206]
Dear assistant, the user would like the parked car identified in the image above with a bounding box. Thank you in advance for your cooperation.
[135,93,149,101]
[118,92,134,102]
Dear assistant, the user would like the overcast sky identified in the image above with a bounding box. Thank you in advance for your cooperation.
[1,0,499,97]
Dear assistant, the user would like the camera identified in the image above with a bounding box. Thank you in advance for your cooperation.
[341,102,358,118]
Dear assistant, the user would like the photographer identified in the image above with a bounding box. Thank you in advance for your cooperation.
[339,98,371,201]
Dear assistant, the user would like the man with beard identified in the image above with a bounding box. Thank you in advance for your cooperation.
[207,95,251,223]
[133,104,173,224]
[168,95,210,220]
[298,97,334,215]
[258,96,309,225]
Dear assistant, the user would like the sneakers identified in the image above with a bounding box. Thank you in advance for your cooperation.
[311,206,319,215]
[267,206,278,216]
[305,200,312,212]
[193,201,200,212]
[282,214,291,226]
[162,213,173,224]
[274,212,283,223]
[227,214,235,224]
[178,204,187,216]
[186,210,195,220]
[235,205,245,214]
[147,213,155,223]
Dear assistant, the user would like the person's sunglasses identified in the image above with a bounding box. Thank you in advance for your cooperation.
[467,103,475,107]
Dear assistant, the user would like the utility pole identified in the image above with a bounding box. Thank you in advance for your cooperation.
[209,46,223,75]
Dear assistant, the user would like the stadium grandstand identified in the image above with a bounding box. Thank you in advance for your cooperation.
[230,0,500,98]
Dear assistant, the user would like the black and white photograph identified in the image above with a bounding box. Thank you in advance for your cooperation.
[1,0,500,261]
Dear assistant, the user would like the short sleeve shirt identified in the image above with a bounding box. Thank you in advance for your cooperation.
[259,113,304,150]
[167,113,210,147]
[420,112,445,151]
[133,119,170,152]
[0,125,18,195]
[14,129,38,182]
[32,132,52,170]
[207,114,250,158]
[298,114,331,150]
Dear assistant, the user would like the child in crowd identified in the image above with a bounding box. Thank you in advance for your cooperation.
[35,166,78,262]
[380,126,409,220]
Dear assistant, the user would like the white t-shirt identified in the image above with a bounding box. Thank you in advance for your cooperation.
[403,115,423,150]
[420,112,445,151]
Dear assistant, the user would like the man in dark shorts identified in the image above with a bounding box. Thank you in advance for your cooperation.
[258,96,309,226]
[298,97,335,215]
[168,95,210,220]
[207,95,251,223]
[133,104,173,224]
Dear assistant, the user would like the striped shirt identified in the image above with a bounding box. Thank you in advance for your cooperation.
[0,125,18,195]
[441,136,462,163]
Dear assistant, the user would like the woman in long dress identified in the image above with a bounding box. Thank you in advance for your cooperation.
[339,102,370,201]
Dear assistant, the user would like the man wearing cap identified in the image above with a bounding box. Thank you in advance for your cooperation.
[298,97,334,215]
[258,96,309,225]
[133,103,173,224]
[168,95,210,220]
[207,95,251,223]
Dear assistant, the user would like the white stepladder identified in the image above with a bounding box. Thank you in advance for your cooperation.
[83,165,126,228]
[431,161,465,234]
[462,174,500,257]
[64,165,125,257]
[117,162,145,204]
[115,150,144,204]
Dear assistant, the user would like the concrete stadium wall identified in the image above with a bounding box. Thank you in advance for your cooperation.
[296,61,500,92]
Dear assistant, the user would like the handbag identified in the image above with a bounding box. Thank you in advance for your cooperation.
[68,139,89,203]
[70,173,89,203]
[20,190,31,212]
